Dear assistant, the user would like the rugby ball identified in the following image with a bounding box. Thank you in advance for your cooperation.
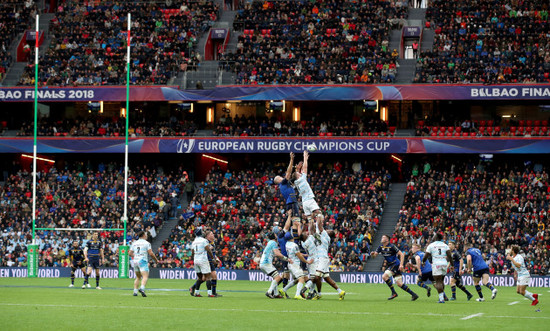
[307,144,317,152]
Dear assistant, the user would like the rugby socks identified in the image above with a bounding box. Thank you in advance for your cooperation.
[451,285,456,298]
[417,281,429,290]
[282,278,289,287]
[211,280,217,295]
[439,293,445,302]
[133,289,138,294]
[283,279,296,292]
[401,284,416,296]
[485,282,495,291]
[475,285,484,298]
[268,279,278,294]
[385,279,397,294]
[443,292,448,300]
[457,284,472,296]
[71,270,75,285]
[336,288,343,294]
[296,282,304,297]
[84,273,89,284]
[96,275,100,287]
[306,280,314,291]
[206,280,212,291]
[194,280,203,295]
[524,291,535,301]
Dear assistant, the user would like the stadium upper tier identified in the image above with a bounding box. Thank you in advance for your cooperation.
[17,1,219,86]
[416,0,550,83]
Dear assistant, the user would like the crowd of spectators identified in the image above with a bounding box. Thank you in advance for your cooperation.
[416,0,550,83]
[158,160,391,271]
[388,160,549,275]
[214,115,395,136]
[415,119,550,137]
[223,0,407,84]
[18,0,219,86]
[0,1,36,82]
[0,162,188,268]
[15,117,197,137]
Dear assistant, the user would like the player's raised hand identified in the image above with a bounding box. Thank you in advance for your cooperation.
[290,152,294,159]
[288,258,294,264]
[307,259,314,264]
[303,150,309,158]
[399,264,404,272]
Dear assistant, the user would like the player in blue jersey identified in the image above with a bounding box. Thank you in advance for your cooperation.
[260,228,292,298]
[276,211,298,296]
[84,232,104,290]
[465,243,497,301]
[507,245,539,306]
[371,235,418,301]
[273,152,300,218]
[448,241,472,300]
[68,240,87,288]
[410,244,433,298]
[205,230,223,297]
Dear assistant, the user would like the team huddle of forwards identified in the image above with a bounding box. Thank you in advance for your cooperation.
[372,233,539,306]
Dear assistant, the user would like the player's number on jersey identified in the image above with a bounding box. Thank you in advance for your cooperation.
[438,248,442,255]
[137,247,140,253]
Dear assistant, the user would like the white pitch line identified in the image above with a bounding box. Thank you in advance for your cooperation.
[1,303,549,320]
[461,313,484,320]
[508,301,520,306]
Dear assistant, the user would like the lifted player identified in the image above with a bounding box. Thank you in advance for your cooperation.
[293,150,322,219]
[84,232,104,290]
[465,243,498,302]
[423,233,451,303]
[68,240,87,288]
[507,245,539,306]
[371,235,418,301]
[273,152,300,217]
[129,231,160,297]
[448,240,472,300]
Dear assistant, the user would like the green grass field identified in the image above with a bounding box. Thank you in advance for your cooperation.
[0,278,548,330]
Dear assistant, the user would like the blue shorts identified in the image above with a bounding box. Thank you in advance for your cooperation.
[88,257,101,269]
[387,263,402,277]
[209,261,216,271]
[419,271,434,282]
[281,260,289,273]
[473,268,490,279]
[286,202,300,217]
[451,271,462,284]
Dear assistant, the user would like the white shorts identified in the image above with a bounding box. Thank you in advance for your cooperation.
[194,260,211,274]
[432,264,448,276]
[289,263,305,279]
[316,256,330,274]
[307,259,318,276]
[302,199,320,216]
[517,275,530,286]
[133,259,149,273]
[260,263,277,277]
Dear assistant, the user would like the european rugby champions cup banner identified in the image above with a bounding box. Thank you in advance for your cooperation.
[1,85,550,102]
[2,137,550,154]
[2,268,550,287]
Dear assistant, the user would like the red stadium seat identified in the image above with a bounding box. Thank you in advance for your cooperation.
[455,127,461,133]
[479,120,486,127]
[470,132,476,137]
[462,132,468,137]
[487,120,493,127]
[534,120,541,127]
[518,120,525,126]
[542,120,548,126]
[526,120,533,127]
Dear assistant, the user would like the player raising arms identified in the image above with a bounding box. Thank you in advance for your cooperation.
[507,245,539,306]
[129,231,160,297]
[423,233,452,303]
[260,225,292,299]
[371,235,418,301]
[285,231,314,300]
[189,227,214,297]
[448,240,473,301]
[465,243,498,302]
[84,232,104,290]
[410,244,433,298]
[68,240,87,288]
[293,150,322,219]
[273,152,300,218]
[206,230,223,297]
[313,215,345,300]
[300,220,320,299]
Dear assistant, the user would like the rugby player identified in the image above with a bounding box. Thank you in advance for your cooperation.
[84,232,104,290]
[273,152,300,218]
[293,150,322,219]
[448,240,472,300]
[410,244,433,297]
[68,240,87,288]
[507,245,539,306]
[189,227,215,297]
[423,233,452,303]
[465,243,498,301]
[206,230,223,297]
[313,215,345,300]
[259,227,292,298]
[285,231,314,300]
[370,235,418,301]
[129,231,160,297]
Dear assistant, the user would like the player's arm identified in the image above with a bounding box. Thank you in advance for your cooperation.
[446,250,453,271]
[190,248,195,261]
[302,150,309,174]
[459,255,464,275]
[296,220,302,237]
[100,247,104,263]
[283,210,292,232]
[205,245,215,260]
[316,213,324,233]
[128,249,134,258]
[285,152,294,180]
[466,254,472,272]
[398,250,405,271]
[508,255,522,268]
[296,251,312,264]
[370,246,380,258]
[274,248,291,263]
[415,255,423,275]
[147,248,160,263]
[84,247,89,261]
[308,219,315,235]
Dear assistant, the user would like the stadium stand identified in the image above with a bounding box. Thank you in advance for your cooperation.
[0,163,186,268]
[17,0,219,86]
[223,0,407,84]
[416,0,550,83]
[158,161,390,271]
[415,119,550,137]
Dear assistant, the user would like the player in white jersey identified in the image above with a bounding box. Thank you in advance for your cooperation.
[293,150,321,218]
[506,245,539,306]
[129,231,160,297]
[423,233,451,303]
[260,228,292,298]
[285,231,314,300]
[190,227,214,297]
[314,214,346,300]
